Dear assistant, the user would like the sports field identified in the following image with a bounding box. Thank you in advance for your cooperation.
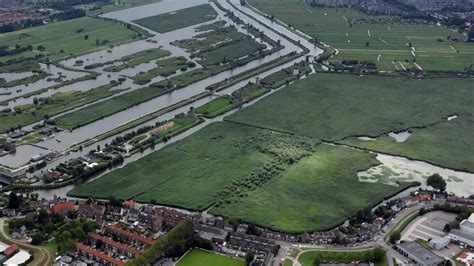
[298,248,387,266]
[0,17,137,63]
[248,0,474,71]
[133,4,218,33]
[177,249,245,266]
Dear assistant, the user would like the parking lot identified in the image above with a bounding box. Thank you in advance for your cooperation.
[401,211,457,242]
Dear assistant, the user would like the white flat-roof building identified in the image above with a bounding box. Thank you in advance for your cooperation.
[429,236,451,250]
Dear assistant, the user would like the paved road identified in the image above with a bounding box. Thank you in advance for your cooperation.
[0,218,53,266]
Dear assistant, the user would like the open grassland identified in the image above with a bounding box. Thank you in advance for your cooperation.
[69,121,409,232]
[198,38,266,66]
[298,248,388,266]
[194,97,236,118]
[0,82,121,133]
[227,74,474,172]
[340,116,474,173]
[248,0,474,71]
[133,4,218,33]
[68,122,272,210]
[0,17,138,63]
[212,144,410,232]
[177,249,245,266]
[227,74,474,141]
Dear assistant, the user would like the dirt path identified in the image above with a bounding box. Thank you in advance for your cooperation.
[0,218,53,266]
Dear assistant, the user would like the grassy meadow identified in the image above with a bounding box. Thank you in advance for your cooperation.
[212,144,410,232]
[227,74,474,172]
[133,4,218,33]
[248,0,474,71]
[0,17,138,63]
[68,122,273,210]
[298,248,388,266]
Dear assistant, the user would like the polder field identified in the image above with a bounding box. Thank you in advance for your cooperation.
[69,72,473,232]
[227,73,474,172]
[248,0,474,71]
[0,16,140,63]
[133,4,218,33]
[176,249,245,266]
[69,121,411,232]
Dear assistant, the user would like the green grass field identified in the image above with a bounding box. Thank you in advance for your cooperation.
[69,121,410,231]
[194,97,236,118]
[226,73,474,172]
[340,115,474,172]
[131,56,188,84]
[0,17,138,63]
[177,249,245,266]
[198,38,266,66]
[248,0,474,71]
[298,248,388,266]
[68,122,273,210]
[133,4,218,33]
[103,48,171,72]
[212,144,410,232]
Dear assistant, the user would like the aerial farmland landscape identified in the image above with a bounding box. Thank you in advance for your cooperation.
[0,0,473,265]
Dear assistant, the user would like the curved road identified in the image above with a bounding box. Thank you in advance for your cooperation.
[0,218,53,266]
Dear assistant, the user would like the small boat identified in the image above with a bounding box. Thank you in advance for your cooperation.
[56,138,61,142]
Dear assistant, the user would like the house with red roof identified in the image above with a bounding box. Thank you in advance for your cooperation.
[76,242,124,266]
[105,224,155,249]
[89,233,141,258]
[51,201,74,217]
[122,200,137,209]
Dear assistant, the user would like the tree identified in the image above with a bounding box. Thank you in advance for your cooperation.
[444,223,451,232]
[365,41,370,47]
[245,252,255,265]
[389,231,401,244]
[84,34,89,40]
[427,173,446,192]
[8,193,22,209]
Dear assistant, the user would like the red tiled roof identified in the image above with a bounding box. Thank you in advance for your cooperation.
[89,233,141,256]
[76,242,124,266]
[4,243,19,257]
[106,225,155,246]
[122,200,136,208]
[51,201,74,214]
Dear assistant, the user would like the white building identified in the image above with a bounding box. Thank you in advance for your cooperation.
[429,236,451,250]
[449,214,474,247]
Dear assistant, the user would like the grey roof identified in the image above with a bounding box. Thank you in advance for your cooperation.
[461,220,474,229]
[450,229,474,241]
[397,241,444,265]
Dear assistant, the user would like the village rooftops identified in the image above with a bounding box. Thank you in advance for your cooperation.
[105,224,155,246]
[3,243,19,257]
[89,233,141,256]
[51,201,74,215]
[76,242,124,266]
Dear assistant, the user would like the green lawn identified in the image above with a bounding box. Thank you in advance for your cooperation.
[212,144,410,232]
[131,57,188,84]
[226,74,474,172]
[133,4,218,33]
[298,248,388,266]
[248,0,474,71]
[0,17,138,63]
[177,249,245,266]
